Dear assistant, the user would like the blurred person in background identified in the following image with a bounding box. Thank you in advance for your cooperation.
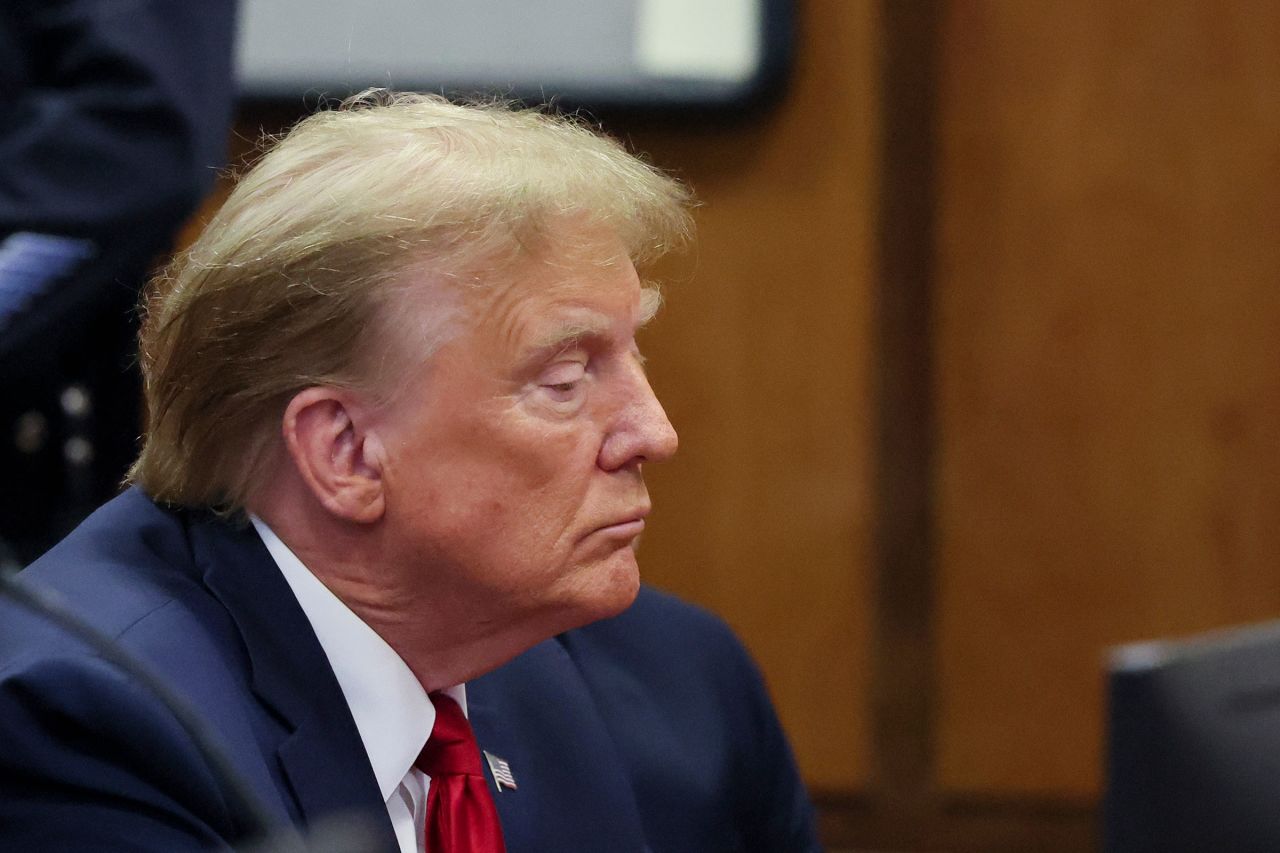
[0,0,237,566]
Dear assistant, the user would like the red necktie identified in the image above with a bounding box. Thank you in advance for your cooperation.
[415,693,507,853]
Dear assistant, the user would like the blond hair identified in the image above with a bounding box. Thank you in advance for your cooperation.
[129,90,692,512]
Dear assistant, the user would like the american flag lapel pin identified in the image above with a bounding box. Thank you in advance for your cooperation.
[484,751,518,792]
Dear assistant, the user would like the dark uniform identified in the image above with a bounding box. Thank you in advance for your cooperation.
[0,0,237,565]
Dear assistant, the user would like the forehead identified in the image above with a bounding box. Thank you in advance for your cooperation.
[369,228,655,393]
[466,232,652,350]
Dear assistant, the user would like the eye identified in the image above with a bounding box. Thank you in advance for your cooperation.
[539,360,587,403]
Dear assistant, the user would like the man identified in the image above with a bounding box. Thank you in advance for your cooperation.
[0,92,820,852]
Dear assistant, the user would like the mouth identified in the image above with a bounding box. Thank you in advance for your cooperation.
[594,518,646,539]
[590,505,651,540]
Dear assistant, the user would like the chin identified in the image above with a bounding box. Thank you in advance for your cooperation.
[596,563,641,618]
[562,553,641,629]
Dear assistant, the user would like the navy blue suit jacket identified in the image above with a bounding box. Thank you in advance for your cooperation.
[0,489,820,852]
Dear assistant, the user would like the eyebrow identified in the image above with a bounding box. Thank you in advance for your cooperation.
[526,287,663,354]
[638,286,663,325]
[527,316,612,354]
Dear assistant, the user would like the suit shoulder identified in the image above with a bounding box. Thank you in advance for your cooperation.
[591,584,746,650]
[559,584,763,699]
[554,589,823,851]
[15,489,201,637]
[2,489,228,679]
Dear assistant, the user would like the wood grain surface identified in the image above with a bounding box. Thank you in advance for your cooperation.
[935,0,1280,796]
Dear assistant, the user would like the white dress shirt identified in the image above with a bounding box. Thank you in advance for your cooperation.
[251,517,465,853]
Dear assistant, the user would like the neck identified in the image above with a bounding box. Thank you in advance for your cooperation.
[249,488,553,692]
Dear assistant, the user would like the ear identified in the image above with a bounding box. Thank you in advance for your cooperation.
[281,387,386,524]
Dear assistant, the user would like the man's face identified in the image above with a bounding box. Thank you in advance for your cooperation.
[372,230,677,636]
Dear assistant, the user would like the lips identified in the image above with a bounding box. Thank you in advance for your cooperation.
[595,518,646,538]
[591,505,651,539]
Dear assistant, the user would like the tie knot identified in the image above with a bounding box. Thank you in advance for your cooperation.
[416,693,484,778]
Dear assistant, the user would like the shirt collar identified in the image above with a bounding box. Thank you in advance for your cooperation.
[250,516,466,801]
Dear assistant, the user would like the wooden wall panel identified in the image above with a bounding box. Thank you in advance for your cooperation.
[630,0,880,793]
[935,1,1280,796]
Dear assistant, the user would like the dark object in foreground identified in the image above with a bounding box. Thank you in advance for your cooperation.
[1105,620,1280,853]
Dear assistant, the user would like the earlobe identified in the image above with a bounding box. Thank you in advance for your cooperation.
[282,387,386,524]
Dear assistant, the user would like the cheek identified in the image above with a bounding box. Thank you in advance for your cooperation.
[393,404,605,539]
[482,415,601,493]
[414,433,586,534]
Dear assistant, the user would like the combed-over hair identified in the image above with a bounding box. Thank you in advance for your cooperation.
[128,90,693,513]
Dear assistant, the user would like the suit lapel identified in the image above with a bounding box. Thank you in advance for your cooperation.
[468,639,648,852]
[188,513,399,852]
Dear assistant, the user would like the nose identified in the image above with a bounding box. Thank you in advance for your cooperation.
[597,369,678,471]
